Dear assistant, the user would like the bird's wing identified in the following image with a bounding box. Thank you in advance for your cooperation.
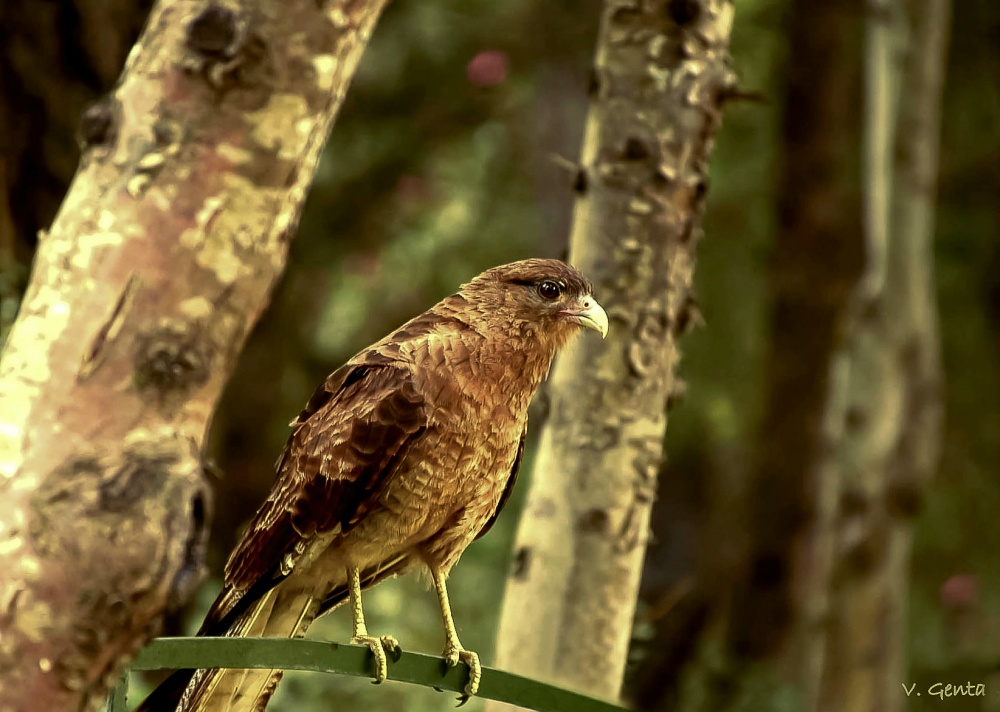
[475,425,527,541]
[200,360,428,635]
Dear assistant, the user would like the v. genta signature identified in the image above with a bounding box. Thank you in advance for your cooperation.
[902,681,989,700]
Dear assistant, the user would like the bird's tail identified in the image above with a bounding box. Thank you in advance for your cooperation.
[136,581,323,712]
[136,555,410,712]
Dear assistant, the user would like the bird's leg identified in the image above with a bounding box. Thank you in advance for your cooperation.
[431,567,481,697]
[347,566,399,684]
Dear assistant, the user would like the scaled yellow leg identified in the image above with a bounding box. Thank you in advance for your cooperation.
[431,567,481,697]
[347,567,399,684]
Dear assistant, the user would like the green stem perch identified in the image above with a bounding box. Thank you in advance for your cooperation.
[127,637,629,712]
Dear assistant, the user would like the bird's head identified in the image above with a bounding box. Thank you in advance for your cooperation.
[457,259,608,352]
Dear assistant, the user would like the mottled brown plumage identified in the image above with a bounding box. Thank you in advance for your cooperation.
[138,259,607,712]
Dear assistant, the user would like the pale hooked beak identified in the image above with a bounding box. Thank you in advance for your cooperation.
[560,296,609,339]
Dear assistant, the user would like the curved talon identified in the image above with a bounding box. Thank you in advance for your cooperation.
[460,649,481,696]
[382,635,403,662]
[352,634,397,684]
[443,646,481,696]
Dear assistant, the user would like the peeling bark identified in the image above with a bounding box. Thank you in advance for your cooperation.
[0,1,388,709]
[490,0,736,701]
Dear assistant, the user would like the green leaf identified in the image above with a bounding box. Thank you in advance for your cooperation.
[107,668,128,712]
[129,637,629,712]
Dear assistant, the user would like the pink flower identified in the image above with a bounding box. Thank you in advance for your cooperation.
[940,574,979,608]
[467,50,509,87]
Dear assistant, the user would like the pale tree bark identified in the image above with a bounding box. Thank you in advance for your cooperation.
[814,0,948,710]
[0,1,388,710]
[787,3,907,705]
[490,0,736,702]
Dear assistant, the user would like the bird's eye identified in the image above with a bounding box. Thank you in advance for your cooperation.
[538,280,561,300]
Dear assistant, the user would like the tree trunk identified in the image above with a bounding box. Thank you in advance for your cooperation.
[0,1,388,709]
[490,0,736,702]
[817,0,948,710]
[727,0,865,674]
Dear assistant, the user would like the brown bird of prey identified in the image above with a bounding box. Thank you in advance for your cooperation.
[138,258,608,712]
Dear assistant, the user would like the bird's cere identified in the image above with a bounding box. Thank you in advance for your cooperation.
[561,297,610,339]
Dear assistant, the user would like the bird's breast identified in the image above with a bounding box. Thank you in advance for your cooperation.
[333,349,537,570]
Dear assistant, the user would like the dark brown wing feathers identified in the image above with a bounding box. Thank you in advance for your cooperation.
[231,364,425,577]
[205,364,426,632]
[287,369,426,536]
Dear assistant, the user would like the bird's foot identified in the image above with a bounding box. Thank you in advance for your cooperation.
[352,634,401,684]
[443,644,481,699]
